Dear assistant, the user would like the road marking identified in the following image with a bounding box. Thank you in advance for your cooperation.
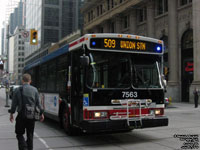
[34,132,54,150]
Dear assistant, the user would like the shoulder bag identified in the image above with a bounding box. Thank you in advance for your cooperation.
[20,87,40,121]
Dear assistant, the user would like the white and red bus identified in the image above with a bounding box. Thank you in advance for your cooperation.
[24,33,168,135]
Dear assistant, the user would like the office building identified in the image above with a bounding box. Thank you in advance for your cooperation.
[24,0,84,64]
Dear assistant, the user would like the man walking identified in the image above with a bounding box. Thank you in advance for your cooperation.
[9,73,44,150]
[193,87,199,108]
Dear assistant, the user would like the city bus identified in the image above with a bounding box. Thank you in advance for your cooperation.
[24,33,168,135]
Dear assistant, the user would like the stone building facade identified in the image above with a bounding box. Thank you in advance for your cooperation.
[81,0,200,103]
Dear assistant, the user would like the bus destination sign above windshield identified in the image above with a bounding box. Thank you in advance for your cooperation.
[90,38,163,53]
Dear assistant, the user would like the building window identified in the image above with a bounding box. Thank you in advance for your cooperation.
[107,0,110,10]
[91,10,94,20]
[156,0,168,16]
[182,29,193,49]
[180,0,187,5]
[123,15,130,29]
[111,0,114,8]
[100,5,103,14]
[180,0,192,6]
[138,7,147,23]
[44,7,59,27]
[99,27,104,33]
[110,22,115,33]
[88,10,94,22]
[88,12,90,22]
[44,29,59,44]
[97,6,99,16]
[45,0,59,5]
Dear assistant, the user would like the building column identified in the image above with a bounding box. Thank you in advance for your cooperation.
[115,16,122,33]
[103,21,110,33]
[129,9,137,34]
[190,0,200,102]
[147,0,155,37]
[166,0,180,102]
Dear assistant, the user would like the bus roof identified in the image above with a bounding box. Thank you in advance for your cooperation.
[24,44,69,71]
[25,33,164,71]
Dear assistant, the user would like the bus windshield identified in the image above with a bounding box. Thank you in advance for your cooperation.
[86,51,161,89]
[132,61,161,88]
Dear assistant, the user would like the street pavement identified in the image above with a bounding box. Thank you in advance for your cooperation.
[0,88,18,150]
[0,87,200,150]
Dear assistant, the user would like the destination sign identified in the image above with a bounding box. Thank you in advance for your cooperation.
[89,38,163,53]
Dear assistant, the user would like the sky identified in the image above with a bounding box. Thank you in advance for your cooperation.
[0,1,7,26]
[0,1,7,55]
[0,0,20,55]
[0,1,7,38]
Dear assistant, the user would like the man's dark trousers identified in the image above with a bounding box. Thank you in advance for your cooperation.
[195,96,198,108]
[15,114,35,150]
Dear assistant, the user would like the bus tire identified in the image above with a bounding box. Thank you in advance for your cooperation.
[61,106,74,135]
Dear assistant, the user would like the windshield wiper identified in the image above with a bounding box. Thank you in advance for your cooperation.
[133,64,146,87]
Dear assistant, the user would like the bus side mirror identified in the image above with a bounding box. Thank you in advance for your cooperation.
[161,74,167,92]
[80,55,89,66]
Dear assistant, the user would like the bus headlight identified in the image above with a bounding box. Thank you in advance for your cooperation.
[94,112,108,118]
[155,109,161,115]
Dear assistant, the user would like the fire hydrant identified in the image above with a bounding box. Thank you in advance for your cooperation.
[168,97,172,105]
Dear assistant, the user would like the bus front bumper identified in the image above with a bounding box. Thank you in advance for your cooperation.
[81,116,168,133]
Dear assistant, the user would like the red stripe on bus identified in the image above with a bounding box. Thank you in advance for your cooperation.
[69,41,78,48]
[83,108,164,120]
[69,37,85,48]
[79,37,85,42]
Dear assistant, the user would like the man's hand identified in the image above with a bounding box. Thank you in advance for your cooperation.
[10,114,14,123]
[40,114,44,122]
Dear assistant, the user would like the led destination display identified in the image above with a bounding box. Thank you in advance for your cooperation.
[90,38,162,53]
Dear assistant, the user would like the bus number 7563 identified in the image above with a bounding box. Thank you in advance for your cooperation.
[122,91,138,98]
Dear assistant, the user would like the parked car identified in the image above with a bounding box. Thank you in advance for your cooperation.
[0,84,5,88]
[9,85,21,99]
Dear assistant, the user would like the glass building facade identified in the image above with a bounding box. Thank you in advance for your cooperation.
[25,0,42,57]
[25,0,84,61]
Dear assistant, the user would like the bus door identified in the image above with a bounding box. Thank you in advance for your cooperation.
[71,50,84,125]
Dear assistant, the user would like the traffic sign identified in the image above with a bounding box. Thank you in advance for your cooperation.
[22,31,29,38]
[21,30,30,42]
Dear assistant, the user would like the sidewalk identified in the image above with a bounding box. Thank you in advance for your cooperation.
[167,102,200,109]
[0,97,17,150]
[0,95,11,116]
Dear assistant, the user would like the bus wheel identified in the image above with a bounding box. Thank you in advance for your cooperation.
[62,107,73,135]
